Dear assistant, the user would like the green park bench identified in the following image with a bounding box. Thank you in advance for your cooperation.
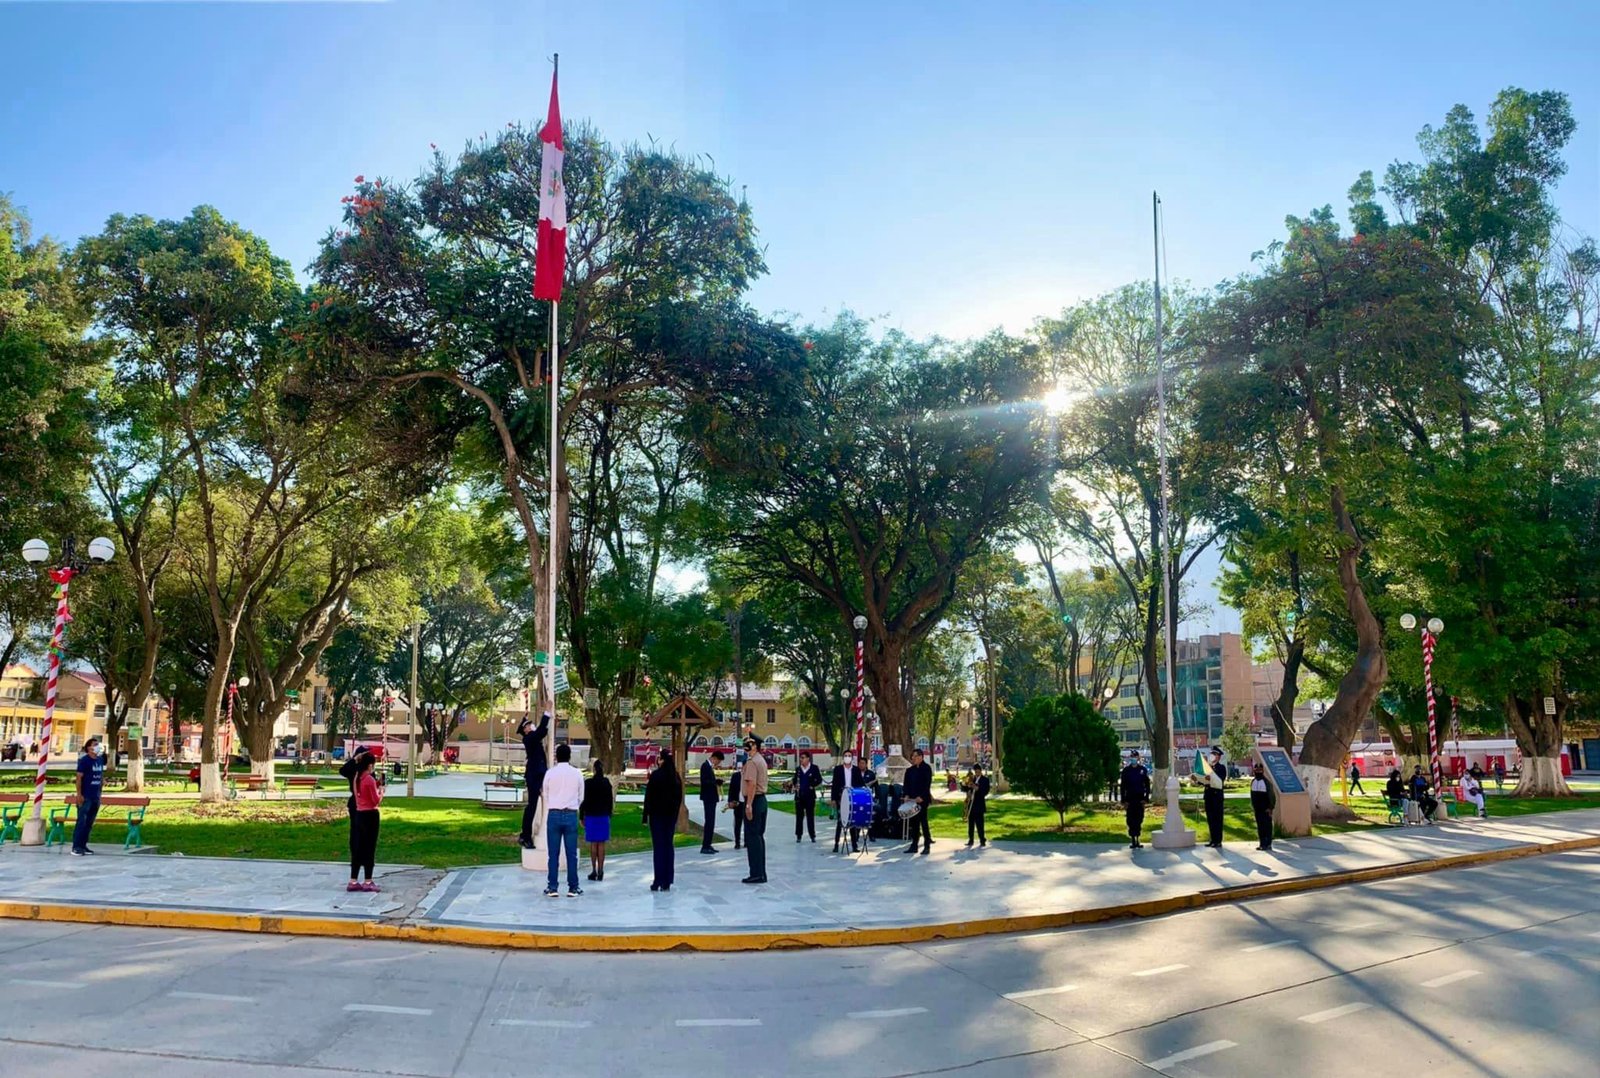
[61,795,152,849]
[0,792,28,844]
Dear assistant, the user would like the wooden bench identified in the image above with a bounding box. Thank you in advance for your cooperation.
[64,794,151,849]
[482,780,525,809]
[227,774,272,799]
[0,792,29,844]
[278,775,324,799]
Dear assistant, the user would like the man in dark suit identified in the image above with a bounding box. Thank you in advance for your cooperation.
[699,751,724,854]
[1120,750,1152,850]
[1203,747,1227,848]
[726,749,746,849]
[830,752,874,853]
[792,751,823,842]
[517,711,551,850]
[902,747,935,854]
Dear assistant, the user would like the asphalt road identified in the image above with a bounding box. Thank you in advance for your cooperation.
[1,849,1596,1077]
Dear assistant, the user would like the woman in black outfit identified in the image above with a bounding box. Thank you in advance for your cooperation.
[642,751,683,892]
[581,760,614,882]
[338,750,368,888]
[963,764,991,847]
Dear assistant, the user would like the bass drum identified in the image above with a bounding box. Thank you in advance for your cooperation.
[848,786,875,829]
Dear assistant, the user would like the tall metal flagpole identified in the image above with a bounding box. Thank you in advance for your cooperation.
[1150,190,1196,850]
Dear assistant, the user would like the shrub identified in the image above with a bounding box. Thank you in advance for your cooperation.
[1005,692,1121,828]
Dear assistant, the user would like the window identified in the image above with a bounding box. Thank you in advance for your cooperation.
[694,735,708,747]
[763,736,778,749]
[765,708,776,724]
[797,736,812,749]
[711,736,724,747]
[745,708,754,722]
[781,736,795,748]
[915,736,929,750]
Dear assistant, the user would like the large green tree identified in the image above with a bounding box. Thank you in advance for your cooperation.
[697,315,1054,753]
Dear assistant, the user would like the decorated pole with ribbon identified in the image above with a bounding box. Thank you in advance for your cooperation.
[27,570,75,830]
[1423,628,1442,797]
[381,693,392,760]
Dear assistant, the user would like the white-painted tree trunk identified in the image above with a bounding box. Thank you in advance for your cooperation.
[1513,754,1571,797]
[250,756,276,784]
[1301,763,1343,818]
[198,761,224,803]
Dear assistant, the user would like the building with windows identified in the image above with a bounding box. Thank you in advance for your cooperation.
[1080,633,1276,750]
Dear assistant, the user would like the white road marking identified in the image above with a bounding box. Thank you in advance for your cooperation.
[1150,1040,1237,1071]
[1243,939,1298,952]
[1589,930,1600,938]
[129,936,189,948]
[675,1018,762,1027]
[8,978,85,990]
[1512,946,1557,958]
[343,1003,433,1016]
[1421,970,1481,988]
[494,1018,592,1029]
[1132,964,1188,977]
[169,990,256,1003]
[848,1006,928,1018]
[1338,920,1383,930]
[1298,1002,1371,1024]
[1003,984,1078,1000]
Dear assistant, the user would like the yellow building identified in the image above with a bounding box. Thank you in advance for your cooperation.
[0,664,125,754]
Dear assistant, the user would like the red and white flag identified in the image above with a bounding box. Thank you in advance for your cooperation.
[533,68,566,302]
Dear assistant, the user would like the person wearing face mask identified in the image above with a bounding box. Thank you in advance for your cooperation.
[726,748,747,849]
[830,751,874,853]
[69,737,106,856]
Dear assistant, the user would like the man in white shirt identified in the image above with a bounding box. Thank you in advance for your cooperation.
[542,743,586,897]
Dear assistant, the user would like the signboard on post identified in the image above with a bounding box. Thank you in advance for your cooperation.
[1544,697,1557,716]
[582,687,599,710]
[1254,746,1311,837]
[618,698,634,717]
[553,666,570,695]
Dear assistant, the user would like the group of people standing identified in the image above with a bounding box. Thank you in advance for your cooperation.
[1117,747,1278,853]
[695,736,771,883]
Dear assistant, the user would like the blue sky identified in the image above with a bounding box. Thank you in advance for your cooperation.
[5,0,1598,635]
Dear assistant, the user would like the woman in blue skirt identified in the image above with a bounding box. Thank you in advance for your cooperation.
[581,760,614,882]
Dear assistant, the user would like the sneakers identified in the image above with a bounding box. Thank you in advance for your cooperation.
[567,888,583,898]
[361,881,381,893]
[70,848,87,857]
[544,888,560,898]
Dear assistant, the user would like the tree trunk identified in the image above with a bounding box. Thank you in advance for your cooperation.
[198,642,234,803]
[1506,694,1572,797]
[1270,638,1303,751]
[1297,485,1387,819]
[864,638,910,756]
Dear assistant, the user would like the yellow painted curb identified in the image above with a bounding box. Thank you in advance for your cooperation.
[2,833,1595,953]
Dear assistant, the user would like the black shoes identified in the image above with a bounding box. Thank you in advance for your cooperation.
[741,876,767,884]
[920,846,930,855]
[904,844,918,854]
[518,836,534,849]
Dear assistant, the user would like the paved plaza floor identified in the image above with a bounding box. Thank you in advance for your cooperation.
[0,806,1595,943]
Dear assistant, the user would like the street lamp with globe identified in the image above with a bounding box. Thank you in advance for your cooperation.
[18,534,114,844]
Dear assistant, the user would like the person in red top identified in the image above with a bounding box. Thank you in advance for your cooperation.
[348,752,384,892]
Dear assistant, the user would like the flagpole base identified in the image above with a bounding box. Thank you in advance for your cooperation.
[20,817,45,847]
[1150,775,1196,850]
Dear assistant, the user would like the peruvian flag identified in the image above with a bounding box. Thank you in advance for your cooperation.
[532,68,566,302]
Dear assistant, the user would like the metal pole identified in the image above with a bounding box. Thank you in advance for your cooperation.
[407,619,420,797]
[1150,190,1196,850]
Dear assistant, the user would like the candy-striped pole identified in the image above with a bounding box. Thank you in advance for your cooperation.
[29,571,74,825]
[1423,629,1442,797]
[853,637,865,758]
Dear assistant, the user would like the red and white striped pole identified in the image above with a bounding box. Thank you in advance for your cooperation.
[853,637,865,758]
[381,694,392,761]
[25,570,75,839]
[1423,629,1442,798]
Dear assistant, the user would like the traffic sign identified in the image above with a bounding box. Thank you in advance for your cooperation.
[533,651,565,667]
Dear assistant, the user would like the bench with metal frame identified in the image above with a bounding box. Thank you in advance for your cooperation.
[65,794,152,849]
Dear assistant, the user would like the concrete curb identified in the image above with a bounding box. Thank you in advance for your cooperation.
[2,833,1595,952]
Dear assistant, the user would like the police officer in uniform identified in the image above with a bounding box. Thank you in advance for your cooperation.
[1120,750,1152,850]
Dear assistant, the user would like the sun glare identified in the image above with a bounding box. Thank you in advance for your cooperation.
[1041,381,1088,415]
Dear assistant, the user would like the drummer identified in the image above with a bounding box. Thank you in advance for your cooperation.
[902,747,934,855]
[830,750,874,853]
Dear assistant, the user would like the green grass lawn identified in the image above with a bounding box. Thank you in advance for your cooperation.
[773,786,1600,845]
[103,795,693,868]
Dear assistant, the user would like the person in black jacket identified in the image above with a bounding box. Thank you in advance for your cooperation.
[1120,751,1152,850]
[580,761,613,881]
[1203,747,1227,848]
[642,752,683,892]
[902,748,935,854]
[699,751,724,854]
[726,749,746,849]
[517,711,552,849]
[791,751,823,843]
[1248,761,1277,851]
[962,763,991,847]
[830,753,874,853]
